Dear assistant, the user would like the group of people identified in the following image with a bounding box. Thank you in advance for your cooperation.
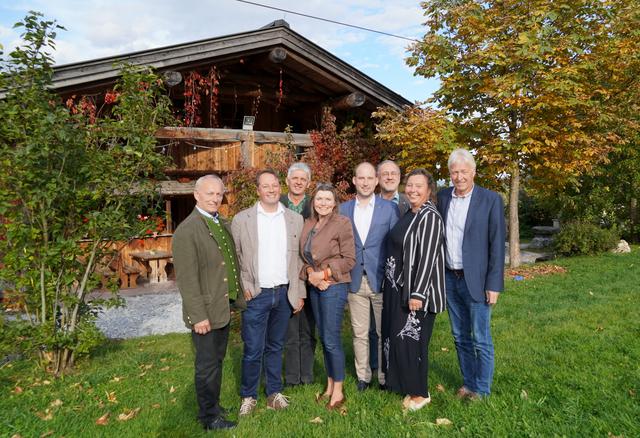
[172,148,506,431]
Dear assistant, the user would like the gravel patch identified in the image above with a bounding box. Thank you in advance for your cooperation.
[95,291,190,339]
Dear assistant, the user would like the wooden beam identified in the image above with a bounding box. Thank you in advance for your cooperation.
[268,47,287,63]
[331,92,366,110]
[155,127,313,147]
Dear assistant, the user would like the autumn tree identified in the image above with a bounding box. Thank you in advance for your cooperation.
[407,0,638,266]
[0,12,173,374]
[373,106,461,182]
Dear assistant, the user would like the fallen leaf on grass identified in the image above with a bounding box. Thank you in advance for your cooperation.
[138,372,147,378]
[309,417,323,424]
[110,376,124,383]
[629,389,636,398]
[506,264,567,280]
[608,433,623,438]
[435,418,453,426]
[40,431,54,438]
[169,386,176,393]
[95,412,110,425]
[436,384,446,393]
[170,398,177,404]
[151,403,161,409]
[12,386,23,394]
[106,391,118,403]
[595,325,604,332]
[36,410,53,421]
[160,366,170,371]
[440,347,449,352]
[50,399,63,407]
[42,380,51,385]
[11,434,22,438]
[118,407,141,422]
[520,389,528,400]
[160,358,168,362]
[140,364,153,370]
[338,405,347,416]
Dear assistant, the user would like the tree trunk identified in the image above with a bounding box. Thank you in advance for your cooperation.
[509,166,521,267]
[630,197,638,242]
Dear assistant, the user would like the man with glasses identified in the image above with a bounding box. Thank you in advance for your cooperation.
[377,160,410,216]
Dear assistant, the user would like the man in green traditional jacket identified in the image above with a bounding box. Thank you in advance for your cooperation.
[172,174,246,432]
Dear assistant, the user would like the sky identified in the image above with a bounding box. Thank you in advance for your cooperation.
[0,0,439,103]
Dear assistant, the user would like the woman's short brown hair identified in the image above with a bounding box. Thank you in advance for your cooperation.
[310,183,339,220]
[405,168,437,204]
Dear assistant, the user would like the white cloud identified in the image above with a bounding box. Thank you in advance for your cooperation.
[1,0,434,101]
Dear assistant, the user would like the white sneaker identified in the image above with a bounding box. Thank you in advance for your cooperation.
[266,392,290,410]
[408,393,431,411]
[239,397,257,416]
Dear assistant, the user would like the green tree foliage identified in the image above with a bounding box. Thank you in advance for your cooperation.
[0,12,174,374]
[407,0,637,266]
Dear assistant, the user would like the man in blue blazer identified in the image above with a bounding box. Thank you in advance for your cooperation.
[340,162,399,391]
[437,149,506,398]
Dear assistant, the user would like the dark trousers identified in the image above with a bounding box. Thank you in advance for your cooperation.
[192,323,230,424]
[284,300,317,385]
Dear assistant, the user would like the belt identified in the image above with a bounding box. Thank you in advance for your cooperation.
[446,268,464,278]
[262,283,289,290]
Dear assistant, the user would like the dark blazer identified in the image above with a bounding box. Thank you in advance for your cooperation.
[299,212,356,284]
[437,185,506,302]
[280,193,312,219]
[339,197,399,293]
[398,193,411,217]
[172,209,246,330]
[231,203,306,308]
[401,201,446,313]
[377,192,410,217]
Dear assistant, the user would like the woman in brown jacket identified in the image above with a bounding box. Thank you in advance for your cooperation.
[300,183,356,411]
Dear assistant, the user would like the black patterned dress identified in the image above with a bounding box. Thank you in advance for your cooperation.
[381,210,437,398]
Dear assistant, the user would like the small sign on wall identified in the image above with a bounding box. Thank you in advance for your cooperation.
[242,116,255,130]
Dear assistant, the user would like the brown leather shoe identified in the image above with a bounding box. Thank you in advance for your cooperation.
[326,395,346,411]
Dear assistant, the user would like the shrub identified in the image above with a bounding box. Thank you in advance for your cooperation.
[553,221,619,256]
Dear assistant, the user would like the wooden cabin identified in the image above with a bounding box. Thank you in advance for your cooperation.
[48,20,410,286]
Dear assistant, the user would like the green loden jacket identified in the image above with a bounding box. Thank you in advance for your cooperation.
[172,208,246,330]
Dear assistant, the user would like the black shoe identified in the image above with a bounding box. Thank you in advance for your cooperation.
[356,380,370,391]
[378,383,388,391]
[203,417,236,431]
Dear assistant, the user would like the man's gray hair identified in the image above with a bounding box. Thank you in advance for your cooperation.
[448,148,476,171]
[287,162,311,180]
[194,174,225,192]
[376,159,401,175]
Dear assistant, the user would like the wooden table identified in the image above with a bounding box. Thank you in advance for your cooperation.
[130,250,173,283]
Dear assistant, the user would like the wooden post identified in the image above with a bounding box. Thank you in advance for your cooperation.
[241,131,255,168]
[165,199,173,233]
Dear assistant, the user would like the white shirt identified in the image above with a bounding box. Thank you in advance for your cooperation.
[257,202,288,288]
[445,187,474,269]
[196,206,219,223]
[353,195,375,244]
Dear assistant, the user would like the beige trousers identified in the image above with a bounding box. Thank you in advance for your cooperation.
[348,277,384,384]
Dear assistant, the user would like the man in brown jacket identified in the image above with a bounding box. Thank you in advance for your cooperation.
[173,174,246,431]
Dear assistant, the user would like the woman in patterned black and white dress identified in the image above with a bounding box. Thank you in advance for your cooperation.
[381,168,446,411]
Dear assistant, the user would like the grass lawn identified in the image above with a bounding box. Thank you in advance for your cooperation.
[2,249,639,437]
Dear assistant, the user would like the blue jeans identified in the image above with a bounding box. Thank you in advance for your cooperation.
[309,282,348,382]
[240,285,291,398]
[445,270,494,396]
